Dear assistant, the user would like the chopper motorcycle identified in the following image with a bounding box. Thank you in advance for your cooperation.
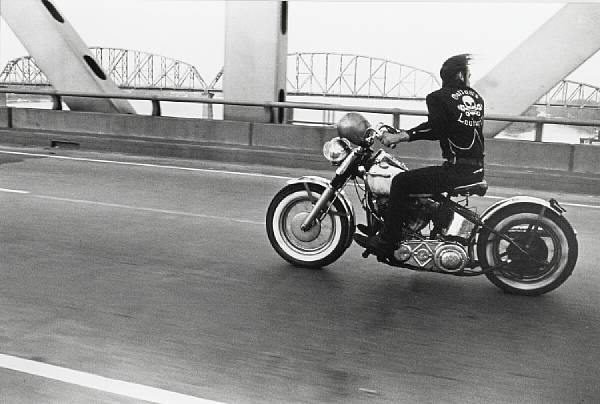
[266,113,578,295]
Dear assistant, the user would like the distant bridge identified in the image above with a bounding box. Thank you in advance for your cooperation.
[286,52,440,99]
[539,79,600,107]
[0,48,441,99]
[0,48,215,93]
[1,47,599,107]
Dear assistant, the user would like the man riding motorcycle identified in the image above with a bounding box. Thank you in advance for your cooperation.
[354,53,485,256]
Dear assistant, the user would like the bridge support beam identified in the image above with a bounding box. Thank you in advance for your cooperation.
[1,0,135,114]
[223,1,288,123]
[476,3,600,137]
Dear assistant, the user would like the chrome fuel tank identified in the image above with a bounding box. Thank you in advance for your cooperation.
[365,150,408,196]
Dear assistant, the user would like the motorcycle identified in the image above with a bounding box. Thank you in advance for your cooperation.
[266,113,578,295]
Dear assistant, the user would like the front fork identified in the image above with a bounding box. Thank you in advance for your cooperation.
[300,185,337,231]
[300,151,359,231]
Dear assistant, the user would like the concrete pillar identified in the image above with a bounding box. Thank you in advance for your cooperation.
[223,1,288,123]
[476,3,600,137]
[1,0,135,114]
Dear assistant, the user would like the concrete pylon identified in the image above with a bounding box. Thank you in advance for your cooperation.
[1,0,135,114]
[475,3,600,137]
[223,1,288,123]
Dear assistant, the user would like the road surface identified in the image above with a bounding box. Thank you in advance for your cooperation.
[1,145,599,403]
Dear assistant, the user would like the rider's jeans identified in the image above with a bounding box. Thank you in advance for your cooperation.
[383,163,484,241]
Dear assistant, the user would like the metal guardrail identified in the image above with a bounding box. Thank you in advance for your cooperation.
[1,87,600,143]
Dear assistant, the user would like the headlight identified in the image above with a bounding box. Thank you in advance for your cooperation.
[323,137,352,164]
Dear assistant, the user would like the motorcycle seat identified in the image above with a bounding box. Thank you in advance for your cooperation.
[409,180,488,198]
[449,180,488,197]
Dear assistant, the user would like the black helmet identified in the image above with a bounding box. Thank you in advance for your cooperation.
[336,112,370,145]
[440,54,471,86]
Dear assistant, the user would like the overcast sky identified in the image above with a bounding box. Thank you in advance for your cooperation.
[1,1,598,86]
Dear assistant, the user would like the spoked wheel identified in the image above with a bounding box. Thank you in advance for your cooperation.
[266,183,351,268]
[477,204,578,295]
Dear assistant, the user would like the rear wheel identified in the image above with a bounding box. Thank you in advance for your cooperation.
[266,184,351,268]
[477,204,578,295]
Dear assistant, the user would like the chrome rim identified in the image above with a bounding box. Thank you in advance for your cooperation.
[272,190,342,262]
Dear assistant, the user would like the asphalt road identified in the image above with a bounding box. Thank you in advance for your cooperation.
[1,145,599,404]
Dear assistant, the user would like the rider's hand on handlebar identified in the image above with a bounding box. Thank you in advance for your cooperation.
[375,122,397,134]
[381,129,410,148]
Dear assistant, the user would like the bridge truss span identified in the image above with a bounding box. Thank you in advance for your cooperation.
[0,47,211,92]
[2,48,600,108]
[287,52,439,100]
[0,56,48,86]
[540,79,600,107]
[89,47,209,91]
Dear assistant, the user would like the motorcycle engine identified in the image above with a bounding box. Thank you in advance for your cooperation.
[407,198,439,232]
[373,197,437,234]
[393,240,468,273]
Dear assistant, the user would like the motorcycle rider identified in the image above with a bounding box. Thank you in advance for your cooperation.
[354,53,485,255]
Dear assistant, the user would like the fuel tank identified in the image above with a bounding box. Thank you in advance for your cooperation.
[365,150,408,196]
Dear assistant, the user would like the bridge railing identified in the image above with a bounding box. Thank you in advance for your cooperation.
[0,87,599,144]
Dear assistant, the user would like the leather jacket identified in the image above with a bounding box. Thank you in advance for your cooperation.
[406,80,485,161]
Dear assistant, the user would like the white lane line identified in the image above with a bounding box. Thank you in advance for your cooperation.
[0,353,224,404]
[0,187,30,194]
[481,195,600,209]
[35,193,600,213]
[5,186,600,212]
[33,195,265,225]
[0,150,291,180]
[3,185,600,212]
[560,202,600,210]
[2,149,599,210]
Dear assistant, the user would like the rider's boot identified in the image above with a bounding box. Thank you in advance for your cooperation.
[353,228,395,257]
[356,223,376,236]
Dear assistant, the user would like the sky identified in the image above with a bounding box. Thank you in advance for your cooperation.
[0,1,598,87]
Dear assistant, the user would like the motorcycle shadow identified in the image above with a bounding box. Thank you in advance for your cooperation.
[271,251,587,332]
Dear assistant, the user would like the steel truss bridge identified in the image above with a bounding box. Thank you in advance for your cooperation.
[1,47,599,107]
[0,48,217,93]
[286,52,439,99]
[0,48,439,99]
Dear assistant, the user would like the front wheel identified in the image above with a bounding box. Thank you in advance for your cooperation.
[266,183,351,268]
[477,204,578,296]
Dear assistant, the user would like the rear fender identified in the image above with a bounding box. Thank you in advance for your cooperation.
[286,176,356,248]
[480,196,566,224]
[475,195,577,265]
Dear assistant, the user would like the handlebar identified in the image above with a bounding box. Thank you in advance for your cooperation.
[365,125,397,149]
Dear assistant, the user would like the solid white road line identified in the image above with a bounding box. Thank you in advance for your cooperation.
[1,149,599,210]
[559,202,600,209]
[0,353,224,404]
[3,186,600,211]
[0,187,264,224]
[480,194,600,209]
[0,187,30,194]
[33,195,265,225]
[0,150,291,179]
